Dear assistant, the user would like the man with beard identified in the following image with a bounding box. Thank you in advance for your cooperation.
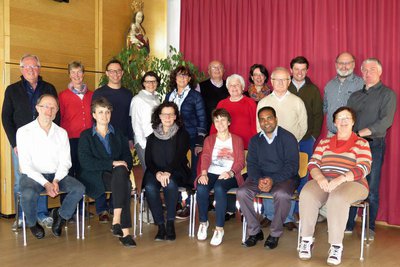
[323,52,364,136]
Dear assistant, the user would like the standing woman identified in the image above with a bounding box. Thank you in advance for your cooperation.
[196,108,245,246]
[59,61,93,178]
[245,64,271,103]
[143,102,191,241]
[78,97,135,247]
[130,71,160,171]
[165,66,207,218]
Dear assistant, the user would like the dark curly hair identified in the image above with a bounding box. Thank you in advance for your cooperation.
[151,102,183,129]
[141,71,161,89]
[249,64,269,84]
[168,65,197,91]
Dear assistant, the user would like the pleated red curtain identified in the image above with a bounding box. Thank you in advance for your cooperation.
[180,0,400,225]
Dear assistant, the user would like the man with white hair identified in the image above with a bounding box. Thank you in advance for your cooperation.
[346,58,396,240]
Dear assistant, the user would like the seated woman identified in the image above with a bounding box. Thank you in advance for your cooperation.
[143,102,191,241]
[196,108,245,246]
[298,107,372,265]
[78,97,135,247]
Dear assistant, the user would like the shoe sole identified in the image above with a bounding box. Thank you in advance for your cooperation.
[175,216,189,220]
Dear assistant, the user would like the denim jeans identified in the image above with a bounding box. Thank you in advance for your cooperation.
[95,193,114,215]
[20,174,85,227]
[143,170,183,225]
[196,173,238,227]
[347,137,385,231]
[12,148,49,221]
[263,136,314,222]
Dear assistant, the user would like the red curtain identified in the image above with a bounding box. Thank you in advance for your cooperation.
[180,0,400,225]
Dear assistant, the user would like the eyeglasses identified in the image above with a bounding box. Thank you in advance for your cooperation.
[107,69,123,75]
[210,66,223,71]
[160,113,176,118]
[21,65,40,70]
[177,73,189,79]
[271,78,290,83]
[336,116,352,122]
[336,61,354,66]
[37,104,58,112]
[144,80,157,84]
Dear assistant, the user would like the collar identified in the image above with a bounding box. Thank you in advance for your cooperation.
[291,79,306,90]
[271,90,290,99]
[210,78,224,88]
[259,126,278,144]
[92,124,115,136]
[363,81,382,93]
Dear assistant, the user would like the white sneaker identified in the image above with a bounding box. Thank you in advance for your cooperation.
[327,244,343,266]
[210,229,224,246]
[39,217,53,229]
[298,238,314,260]
[364,229,375,241]
[197,221,209,241]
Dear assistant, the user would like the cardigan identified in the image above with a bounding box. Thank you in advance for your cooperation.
[2,76,58,147]
[196,133,245,187]
[59,89,93,139]
[78,127,133,198]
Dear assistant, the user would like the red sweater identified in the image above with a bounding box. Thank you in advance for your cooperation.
[195,133,245,188]
[59,89,93,138]
[210,96,257,149]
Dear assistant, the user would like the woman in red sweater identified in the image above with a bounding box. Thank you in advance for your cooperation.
[196,108,245,246]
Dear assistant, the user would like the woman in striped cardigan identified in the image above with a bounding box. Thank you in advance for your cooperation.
[298,106,372,266]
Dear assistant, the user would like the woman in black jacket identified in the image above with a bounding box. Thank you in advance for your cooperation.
[78,97,135,247]
[143,102,190,241]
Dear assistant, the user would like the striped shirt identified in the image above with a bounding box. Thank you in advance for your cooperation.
[308,133,372,189]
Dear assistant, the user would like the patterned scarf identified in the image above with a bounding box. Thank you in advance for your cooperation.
[247,84,271,102]
[153,123,179,140]
[68,82,88,95]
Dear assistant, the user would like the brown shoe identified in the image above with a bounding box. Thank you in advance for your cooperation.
[260,217,271,228]
[284,222,298,231]
[99,211,110,224]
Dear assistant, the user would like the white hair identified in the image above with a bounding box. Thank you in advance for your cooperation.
[226,74,245,89]
[20,54,41,67]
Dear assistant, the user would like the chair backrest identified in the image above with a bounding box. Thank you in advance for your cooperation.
[241,150,249,175]
[187,149,192,168]
[298,152,308,177]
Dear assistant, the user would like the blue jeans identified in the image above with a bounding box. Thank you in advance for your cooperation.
[347,138,385,231]
[19,174,85,227]
[196,173,238,227]
[95,194,114,215]
[12,148,48,221]
[143,170,184,225]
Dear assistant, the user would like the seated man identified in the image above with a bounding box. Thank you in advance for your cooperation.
[17,94,85,239]
[237,106,299,249]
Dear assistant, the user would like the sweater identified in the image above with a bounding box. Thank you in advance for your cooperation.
[210,96,257,149]
[288,77,323,140]
[257,92,307,142]
[78,127,133,198]
[197,133,245,187]
[247,127,299,183]
[92,85,134,141]
[2,76,59,148]
[59,89,93,139]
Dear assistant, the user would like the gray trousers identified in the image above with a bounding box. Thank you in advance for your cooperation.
[237,178,297,237]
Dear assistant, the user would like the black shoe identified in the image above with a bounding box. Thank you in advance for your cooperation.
[111,224,123,237]
[260,217,271,228]
[264,235,279,249]
[30,222,45,239]
[225,212,235,221]
[176,206,190,220]
[51,208,66,237]
[154,223,166,241]
[166,220,176,241]
[243,230,264,247]
[283,222,298,231]
[119,235,136,247]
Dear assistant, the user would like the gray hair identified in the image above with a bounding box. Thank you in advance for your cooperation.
[361,58,382,72]
[271,67,290,79]
[20,54,41,67]
[68,61,85,74]
[226,74,245,89]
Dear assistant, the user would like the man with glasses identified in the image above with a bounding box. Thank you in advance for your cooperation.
[199,60,229,132]
[323,52,364,136]
[345,58,396,240]
[2,54,58,232]
[92,59,133,223]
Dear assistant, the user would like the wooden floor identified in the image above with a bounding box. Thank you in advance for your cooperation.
[1,205,400,267]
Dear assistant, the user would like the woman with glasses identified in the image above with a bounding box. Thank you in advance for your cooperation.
[245,64,271,102]
[143,102,191,241]
[130,71,160,171]
[298,106,372,265]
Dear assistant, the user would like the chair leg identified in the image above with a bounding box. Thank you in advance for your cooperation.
[297,220,302,251]
[242,216,247,244]
[76,202,80,239]
[22,211,27,246]
[16,193,20,227]
[139,191,144,235]
[133,192,137,238]
[366,203,370,245]
[189,193,196,237]
[360,204,366,261]
[82,195,85,239]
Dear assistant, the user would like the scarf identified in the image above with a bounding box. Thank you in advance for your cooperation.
[329,132,359,153]
[68,82,88,95]
[154,123,179,140]
[138,90,160,106]
[247,84,271,102]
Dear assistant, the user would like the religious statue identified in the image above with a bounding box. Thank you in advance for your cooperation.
[127,0,150,54]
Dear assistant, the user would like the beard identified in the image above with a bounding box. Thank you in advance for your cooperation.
[336,68,354,78]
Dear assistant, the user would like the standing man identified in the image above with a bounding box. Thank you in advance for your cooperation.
[199,60,229,132]
[2,54,57,231]
[324,52,364,136]
[17,94,85,239]
[346,58,396,239]
[91,59,133,223]
[237,106,299,249]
